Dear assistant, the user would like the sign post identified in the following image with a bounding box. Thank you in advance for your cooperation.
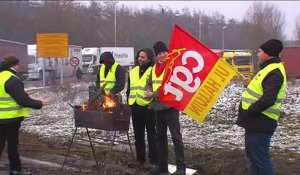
[36,33,68,87]
[70,57,80,67]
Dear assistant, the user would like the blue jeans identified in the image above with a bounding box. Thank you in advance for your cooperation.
[245,130,273,175]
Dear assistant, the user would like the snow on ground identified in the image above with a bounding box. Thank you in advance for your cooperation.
[22,80,300,153]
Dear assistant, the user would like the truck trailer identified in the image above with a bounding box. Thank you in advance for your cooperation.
[281,45,300,78]
[81,47,134,74]
[0,39,28,79]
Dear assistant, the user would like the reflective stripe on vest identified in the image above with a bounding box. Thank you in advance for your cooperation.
[99,63,119,95]
[241,63,287,120]
[0,71,30,119]
[152,64,165,91]
[128,66,152,106]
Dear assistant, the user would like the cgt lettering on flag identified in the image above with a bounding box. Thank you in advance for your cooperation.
[159,25,236,123]
[164,50,204,101]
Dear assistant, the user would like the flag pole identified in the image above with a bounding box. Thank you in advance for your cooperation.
[237,72,247,80]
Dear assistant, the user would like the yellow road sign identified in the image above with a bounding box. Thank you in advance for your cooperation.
[37,33,68,58]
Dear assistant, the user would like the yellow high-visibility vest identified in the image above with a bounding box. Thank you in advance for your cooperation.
[128,66,152,106]
[0,71,30,119]
[152,64,165,91]
[99,62,119,95]
[241,63,287,121]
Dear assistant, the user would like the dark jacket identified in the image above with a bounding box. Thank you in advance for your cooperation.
[96,53,126,95]
[0,68,43,124]
[126,48,154,107]
[236,57,284,133]
[75,68,82,79]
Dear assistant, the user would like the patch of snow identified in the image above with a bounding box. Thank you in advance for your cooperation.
[22,80,300,153]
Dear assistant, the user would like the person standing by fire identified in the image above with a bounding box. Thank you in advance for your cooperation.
[0,55,50,175]
[126,48,157,170]
[96,51,126,101]
[145,41,186,175]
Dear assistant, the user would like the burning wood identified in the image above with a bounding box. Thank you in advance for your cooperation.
[102,95,117,109]
[78,94,118,112]
[77,82,115,111]
[69,82,131,131]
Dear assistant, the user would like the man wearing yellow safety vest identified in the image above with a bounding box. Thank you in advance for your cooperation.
[126,48,157,170]
[236,39,287,175]
[0,55,50,175]
[146,41,186,175]
[96,51,125,97]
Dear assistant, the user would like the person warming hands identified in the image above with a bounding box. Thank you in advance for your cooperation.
[0,55,51,175]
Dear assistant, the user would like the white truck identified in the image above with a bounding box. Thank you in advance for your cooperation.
[82,47,134,74]
[81,47,100,74]
[27,44,82,80]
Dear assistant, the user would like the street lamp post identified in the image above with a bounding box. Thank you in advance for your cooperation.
[114,1,118,47]
[222,26,227,51]
[171,16,174,28]
[199,13,202,41]
[171,12,181,29]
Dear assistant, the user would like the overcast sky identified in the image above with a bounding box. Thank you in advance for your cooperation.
[118,1,299,40]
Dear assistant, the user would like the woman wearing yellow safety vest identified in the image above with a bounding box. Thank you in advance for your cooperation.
[126,48,157,170]
[0,55,50,175]
[236,39,287,175]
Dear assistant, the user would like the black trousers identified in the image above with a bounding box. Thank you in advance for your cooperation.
[0,120,22,171]
[131,104,157,163]
[155,108,186,172]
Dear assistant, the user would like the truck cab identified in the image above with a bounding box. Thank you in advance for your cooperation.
[221,50,254,78]
[81,47,100,74]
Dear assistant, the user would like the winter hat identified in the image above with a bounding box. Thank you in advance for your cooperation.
[153,41,168,56]
[259,39,283,57]
[99,52,114,64]
[0,55,19,70]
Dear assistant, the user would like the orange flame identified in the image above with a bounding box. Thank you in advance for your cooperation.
[102,95,116,109]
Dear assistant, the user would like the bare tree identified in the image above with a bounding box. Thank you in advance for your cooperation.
[0,1,290,52]
[243,2,285,50]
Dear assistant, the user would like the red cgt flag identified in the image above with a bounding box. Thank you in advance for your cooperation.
[159,25,236,122]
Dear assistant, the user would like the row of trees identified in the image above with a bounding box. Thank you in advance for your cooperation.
[0,1,299,53]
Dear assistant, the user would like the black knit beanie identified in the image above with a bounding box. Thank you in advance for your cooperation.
[259,39,283,57]
[153,41,168,56]
[0,55,19,70]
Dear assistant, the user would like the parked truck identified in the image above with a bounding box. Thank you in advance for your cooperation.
[281,45,300,78]
[211,49,255,78]
[81,47,100,74]
[82,47,134,74]
[0,39,28,79]
[27,44,82,80]
[219,49,254,78]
